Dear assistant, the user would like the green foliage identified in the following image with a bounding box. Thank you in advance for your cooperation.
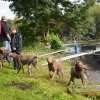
[6,0,65,40]
[88,4,100,39]
[0,47,98,100]
[18,20,40,46]
[4,0,99,42]
[50,35,63,50]
[45,33,52,45]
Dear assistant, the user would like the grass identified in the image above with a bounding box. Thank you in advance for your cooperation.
[0,45,99,100]
[0,61,90,100]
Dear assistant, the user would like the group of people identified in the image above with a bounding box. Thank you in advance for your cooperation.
[0,16,22,70]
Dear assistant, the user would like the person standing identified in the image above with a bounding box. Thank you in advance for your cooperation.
[0,16,11,60]
[10,26,22,69]
[74,36,79,53]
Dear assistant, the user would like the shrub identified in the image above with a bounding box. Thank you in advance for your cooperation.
[50,35,63,50]
[45,34,52,45]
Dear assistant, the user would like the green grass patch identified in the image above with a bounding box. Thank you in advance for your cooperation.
[0,61,93,100]
[0,45,99,100]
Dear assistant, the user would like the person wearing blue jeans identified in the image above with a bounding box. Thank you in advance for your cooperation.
[0,16,11,60]
[2,41,11,52]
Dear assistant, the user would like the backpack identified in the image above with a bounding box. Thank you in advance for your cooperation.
[0,21,1,35]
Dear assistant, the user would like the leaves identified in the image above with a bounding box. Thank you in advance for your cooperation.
[3,0,100,42]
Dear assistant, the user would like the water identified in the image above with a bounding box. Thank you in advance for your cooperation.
[65,41,100,84]
[89,71,100,84]
[80,53,100,84]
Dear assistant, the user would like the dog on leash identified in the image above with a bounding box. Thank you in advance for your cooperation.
[67,59,89,86]
[0,47,11,63]
[47,56,63,81]
[9,53,40,77]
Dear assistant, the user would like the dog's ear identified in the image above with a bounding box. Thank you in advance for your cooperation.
[47,56,54,63]
[75,59,79,64]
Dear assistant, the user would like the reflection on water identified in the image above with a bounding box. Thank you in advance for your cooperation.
[89,71,100,84]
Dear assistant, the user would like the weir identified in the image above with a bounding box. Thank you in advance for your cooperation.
[42,48,100,65]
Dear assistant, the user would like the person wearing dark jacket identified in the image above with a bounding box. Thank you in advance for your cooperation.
[0,16,11,61]
[10,26,22,69]
[0,16,11,50]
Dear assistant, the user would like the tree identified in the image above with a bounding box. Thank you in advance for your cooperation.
[88,4,100,39]
[62,0,97,40]
[4,0,64,40]
[4,0,98,43]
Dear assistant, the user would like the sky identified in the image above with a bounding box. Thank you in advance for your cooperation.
[0,0,15,20]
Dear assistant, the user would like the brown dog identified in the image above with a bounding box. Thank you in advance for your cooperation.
[47,56,63,81]
[9,53,39,76]
[0,48,6,69]
[67,60,89,86]
[0,47,11,64]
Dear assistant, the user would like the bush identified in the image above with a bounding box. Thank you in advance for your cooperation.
[50,35,63,50]
[45,34,52,45]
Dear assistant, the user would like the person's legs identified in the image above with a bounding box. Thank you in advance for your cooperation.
[2,41,11,53]
[2,41,11,61]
